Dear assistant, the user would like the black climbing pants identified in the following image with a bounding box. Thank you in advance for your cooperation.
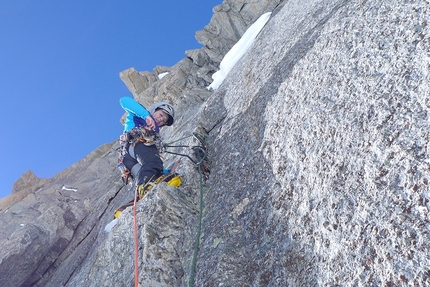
[122,142,163,186]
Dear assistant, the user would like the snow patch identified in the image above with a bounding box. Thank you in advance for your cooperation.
[158,72,169,79]
[62,185,78,192]
[208,12,271,90]
[104,218,118,232]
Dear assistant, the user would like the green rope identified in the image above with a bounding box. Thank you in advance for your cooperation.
[164,134,194,147]
[160,132,208,286]
[188,163,205,287]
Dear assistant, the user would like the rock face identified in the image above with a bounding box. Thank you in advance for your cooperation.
[196,1,430,285]
[0,143,123,287]
[0,170,49,212]
[1,0,430,286]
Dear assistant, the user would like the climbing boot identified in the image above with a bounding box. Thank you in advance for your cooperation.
[113,199,135,219]
[114,173,182,218]
[137,181,155,199]
[159,172,182,187]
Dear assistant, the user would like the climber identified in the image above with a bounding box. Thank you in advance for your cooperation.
[114,97,179,218]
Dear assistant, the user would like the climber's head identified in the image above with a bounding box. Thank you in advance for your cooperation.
[149,102,175,127]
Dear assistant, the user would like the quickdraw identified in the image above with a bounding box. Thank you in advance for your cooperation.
[163,132,210,179]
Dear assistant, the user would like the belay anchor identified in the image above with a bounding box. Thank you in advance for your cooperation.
[163,132,210,179]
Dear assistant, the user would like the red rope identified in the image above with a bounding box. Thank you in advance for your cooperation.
[131,163,181,287]
[133,187,139,287]
[172,159,181,172]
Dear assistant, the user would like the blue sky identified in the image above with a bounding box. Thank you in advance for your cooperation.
[0,0,221,198]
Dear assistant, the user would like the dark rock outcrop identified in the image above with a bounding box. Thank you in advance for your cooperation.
[1,0,430,286]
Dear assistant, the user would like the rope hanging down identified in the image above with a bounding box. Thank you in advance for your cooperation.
[131,132,209,287]
[165,132,209,286]
[133,187,139,287]
[188,158,206,287]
